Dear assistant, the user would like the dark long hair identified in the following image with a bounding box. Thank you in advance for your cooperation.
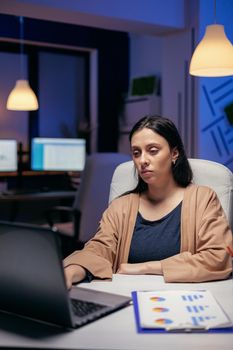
[129,115,193,193]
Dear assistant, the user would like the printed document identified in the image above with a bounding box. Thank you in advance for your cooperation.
[135,290,232,330]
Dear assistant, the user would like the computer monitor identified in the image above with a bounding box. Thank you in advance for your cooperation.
[31,138,86,171]
[0,139,18,172]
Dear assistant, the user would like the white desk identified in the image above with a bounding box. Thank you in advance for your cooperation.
[0,275,232,350]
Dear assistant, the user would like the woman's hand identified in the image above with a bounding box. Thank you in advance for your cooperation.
[64,265,86,289]
[117,261,162,275]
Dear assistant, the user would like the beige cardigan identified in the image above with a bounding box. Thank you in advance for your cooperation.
[64,184,233,282]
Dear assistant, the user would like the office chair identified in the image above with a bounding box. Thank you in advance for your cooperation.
[109,158,233,231]
[47,152,131,256]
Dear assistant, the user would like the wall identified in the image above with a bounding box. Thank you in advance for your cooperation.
[38,52,86,138]
[128,26,197,158]
[162,29,197,158]
[198,0,233,170]
[130,34,162,80]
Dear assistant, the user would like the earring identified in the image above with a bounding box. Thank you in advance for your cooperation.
[172,159,176,165]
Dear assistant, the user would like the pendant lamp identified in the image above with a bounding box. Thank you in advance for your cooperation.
[7,16,39,111]
[189,1,233,77]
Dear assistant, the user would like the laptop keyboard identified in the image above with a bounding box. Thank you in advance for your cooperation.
[71,298,106,317]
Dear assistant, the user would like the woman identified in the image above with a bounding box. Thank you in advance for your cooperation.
[64,115,232,288]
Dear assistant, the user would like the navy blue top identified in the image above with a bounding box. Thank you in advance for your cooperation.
[128,202,181,263]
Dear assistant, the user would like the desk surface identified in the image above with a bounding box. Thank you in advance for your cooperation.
[0,275,232,350]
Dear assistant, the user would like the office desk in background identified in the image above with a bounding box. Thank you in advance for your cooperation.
[0,275,232,350]
[0,191,75,222]
[0,170,77,223]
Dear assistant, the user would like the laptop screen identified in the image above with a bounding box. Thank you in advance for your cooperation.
[0,221,131,329]
[0,221,73,327]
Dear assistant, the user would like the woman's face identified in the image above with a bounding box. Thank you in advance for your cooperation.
[130,128,179,186]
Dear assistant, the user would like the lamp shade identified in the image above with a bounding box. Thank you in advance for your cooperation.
[189,24,233,77]
[7,79,39,111]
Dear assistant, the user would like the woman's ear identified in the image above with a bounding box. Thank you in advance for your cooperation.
[171,147,179,163]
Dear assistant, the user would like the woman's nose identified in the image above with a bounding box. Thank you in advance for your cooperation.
[140,153,149,166]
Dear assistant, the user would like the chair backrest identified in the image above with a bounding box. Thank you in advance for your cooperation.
[73,152,131,243]
[109,158,233,230]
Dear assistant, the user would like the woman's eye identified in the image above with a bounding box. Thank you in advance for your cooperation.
[149,148,158,154]
[132,150,140,157]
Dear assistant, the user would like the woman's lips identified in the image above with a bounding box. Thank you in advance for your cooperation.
[140,170,153,176]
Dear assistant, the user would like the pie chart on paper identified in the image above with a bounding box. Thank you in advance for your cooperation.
[154,318,173,325]
[150,296,166,302]
[152,307,169,312]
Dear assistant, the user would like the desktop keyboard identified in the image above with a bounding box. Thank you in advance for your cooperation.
[71,298,106,317]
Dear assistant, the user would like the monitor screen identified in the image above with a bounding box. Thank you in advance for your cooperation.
[31,138,86,171]
[0,140,18,172]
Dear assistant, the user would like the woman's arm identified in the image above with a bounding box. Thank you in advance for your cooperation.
[63,199,122,282]
[117,261,162,275]
[161,188,233,282]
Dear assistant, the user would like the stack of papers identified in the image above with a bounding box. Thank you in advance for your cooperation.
[132,290,233,332]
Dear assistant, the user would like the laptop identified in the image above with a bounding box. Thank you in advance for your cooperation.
[0,221,131,328]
